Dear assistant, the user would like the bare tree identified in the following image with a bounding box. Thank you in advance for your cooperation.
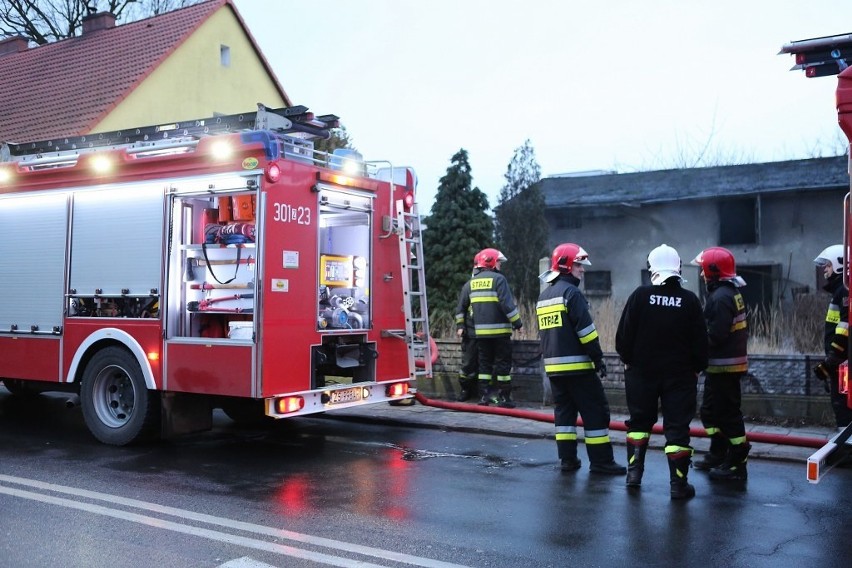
[0,0,201,45]
[615,109,757,172]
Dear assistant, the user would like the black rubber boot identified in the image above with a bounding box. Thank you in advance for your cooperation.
[587,438,626,475]
[558,440,581,472]
[709,442,750,481]
[456,378,477,402]
[497,385,516,408]
[694,433,728,471]
[667,450,695,500]
[590,461,627,475]
[626,437,648,487]
[477,380,498,406]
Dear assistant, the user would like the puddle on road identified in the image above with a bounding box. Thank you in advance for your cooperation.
[398,445,511,468]
[330,438,555,469]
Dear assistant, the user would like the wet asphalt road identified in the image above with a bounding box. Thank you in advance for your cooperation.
[0,388,851,568]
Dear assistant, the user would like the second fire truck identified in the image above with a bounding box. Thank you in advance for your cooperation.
[781,34,852,481]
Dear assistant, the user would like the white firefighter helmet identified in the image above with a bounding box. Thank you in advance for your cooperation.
[814,244,845,275]
[647,244,683,285]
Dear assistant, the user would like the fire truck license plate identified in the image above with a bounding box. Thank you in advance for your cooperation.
[330,387,362,404]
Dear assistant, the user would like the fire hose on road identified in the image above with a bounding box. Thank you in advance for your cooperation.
[412,392,829,449]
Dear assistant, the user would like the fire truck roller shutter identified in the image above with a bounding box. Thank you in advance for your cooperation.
[0,192,68,333]
[70,185,164,297]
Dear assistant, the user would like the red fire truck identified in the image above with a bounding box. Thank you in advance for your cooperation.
[0,104,432,445]
[781,35,852,481]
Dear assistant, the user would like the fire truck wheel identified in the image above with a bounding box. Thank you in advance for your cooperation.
[80,346,161,446]
[221,398,274,426]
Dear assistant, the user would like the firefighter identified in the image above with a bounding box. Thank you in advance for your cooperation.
[615,245,708,499]
[537,243,625,475]
[455,248,522,407]
[813,245,852,430]
[454,275,479,402]
[691,246,751,482]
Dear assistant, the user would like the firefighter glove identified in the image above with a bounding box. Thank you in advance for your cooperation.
[825,352,844,370]
[812,363,832,393]
[595,360,607,379]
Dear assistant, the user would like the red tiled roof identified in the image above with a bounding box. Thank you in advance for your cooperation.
[0,0,288,144]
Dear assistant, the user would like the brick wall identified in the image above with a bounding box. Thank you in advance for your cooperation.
[418,340,835,426]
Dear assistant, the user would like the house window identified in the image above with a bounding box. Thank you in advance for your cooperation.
[698,263,778,313]
[719,197,758,245]
[220,45,231,67]
[584,270,611,296]
[554,211,583,229]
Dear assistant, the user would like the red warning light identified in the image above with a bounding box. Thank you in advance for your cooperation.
[265,162,281,183]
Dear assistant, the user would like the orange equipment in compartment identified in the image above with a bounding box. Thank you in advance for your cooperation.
[232,195,255,221]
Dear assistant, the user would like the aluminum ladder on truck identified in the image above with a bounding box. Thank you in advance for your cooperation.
[384,200,433,388]
[1,103,339,164]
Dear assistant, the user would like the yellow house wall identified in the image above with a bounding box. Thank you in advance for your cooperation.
[91,8,286,132]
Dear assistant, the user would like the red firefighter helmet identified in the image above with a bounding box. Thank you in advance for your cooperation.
[474,248,507,269]
[544,243,591,282]
[691,246,736,280]
[551,243,591,271]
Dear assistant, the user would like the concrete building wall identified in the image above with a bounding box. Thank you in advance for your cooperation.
[545,188,846,305]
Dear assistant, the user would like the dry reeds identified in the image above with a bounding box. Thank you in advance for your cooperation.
[428,292,828,355]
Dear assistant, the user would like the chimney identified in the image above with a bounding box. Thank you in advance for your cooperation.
[81,12,116,34]
[0,36,29,56]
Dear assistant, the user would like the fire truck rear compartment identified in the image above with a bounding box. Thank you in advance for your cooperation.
[311,334,377,388]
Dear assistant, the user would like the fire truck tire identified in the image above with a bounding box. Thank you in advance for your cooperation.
[221,398,274,426]
[80,347,161,446]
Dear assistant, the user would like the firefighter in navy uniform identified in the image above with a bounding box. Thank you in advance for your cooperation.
[455,249,522,407]
[454,276,479,402]
[691,246,751,482]
[813,245,852,430]
[536,243,625,475]
[615,245,708,499]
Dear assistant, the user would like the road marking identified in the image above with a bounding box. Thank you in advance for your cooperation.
[219,557,279,568]
[0,474,468,568]
[0,484,384,567]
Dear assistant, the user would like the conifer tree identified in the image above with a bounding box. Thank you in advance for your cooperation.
[494,139,549,304]
[423,149,493,322]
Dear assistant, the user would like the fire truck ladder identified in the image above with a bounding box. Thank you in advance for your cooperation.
[1,103,339,164]
[384,200,433,383]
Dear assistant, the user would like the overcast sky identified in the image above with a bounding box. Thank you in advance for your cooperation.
[235,0,852,214]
